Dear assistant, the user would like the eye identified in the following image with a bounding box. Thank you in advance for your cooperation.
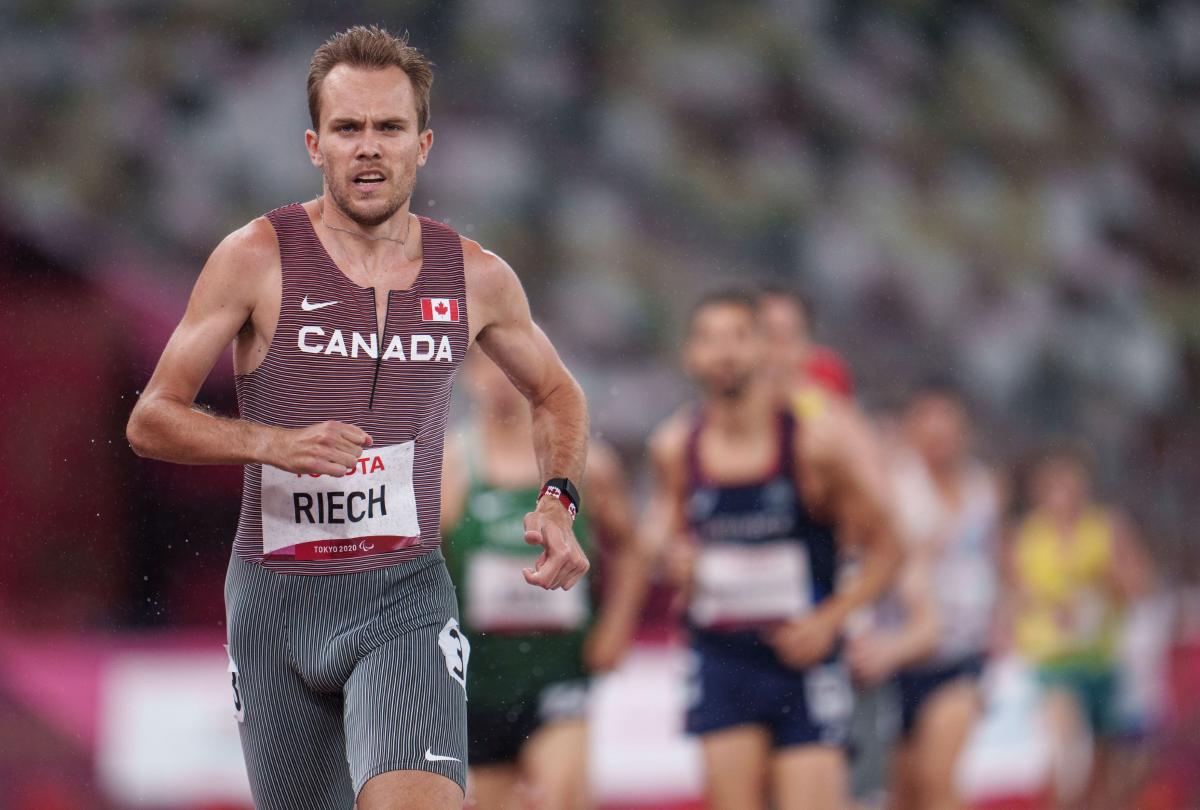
[337,123,357,133]
[382,123,402,132]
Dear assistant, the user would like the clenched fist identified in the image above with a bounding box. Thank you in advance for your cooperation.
[522,497,590,591]
[268,420,373,477]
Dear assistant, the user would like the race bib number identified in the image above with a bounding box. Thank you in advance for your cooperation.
[465,551,588,632]
[259,441,421,561]
[689,541,811,628]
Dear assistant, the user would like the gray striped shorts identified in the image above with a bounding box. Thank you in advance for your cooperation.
[224,547,469,809]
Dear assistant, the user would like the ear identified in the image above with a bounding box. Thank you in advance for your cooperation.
[305,129,323,168]
[416,128,434,168]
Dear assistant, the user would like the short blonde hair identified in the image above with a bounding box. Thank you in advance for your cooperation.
[307,25,434,131]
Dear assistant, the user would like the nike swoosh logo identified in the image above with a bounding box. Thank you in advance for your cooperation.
[301,296,338,312]
[424,748,461,763]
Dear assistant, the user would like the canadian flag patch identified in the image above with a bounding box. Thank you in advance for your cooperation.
[420,298,460,322]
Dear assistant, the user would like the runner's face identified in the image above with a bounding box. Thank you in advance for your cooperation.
[1033,459,1090,518]
[307,65,431,227]
[685,304,764,399]
[759,296,808,377]
[907,395,969,470]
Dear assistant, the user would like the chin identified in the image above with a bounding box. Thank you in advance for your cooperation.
[346,206,396,228]
[711,379,749,400]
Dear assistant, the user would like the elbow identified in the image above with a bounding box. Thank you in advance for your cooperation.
[125,410,148,458]
[125,401,155,458]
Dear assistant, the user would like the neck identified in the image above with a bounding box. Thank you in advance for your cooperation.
[704,381,773,435]
[927,458,964,493]
[1049,504,1086,531]
[319,191,413,255]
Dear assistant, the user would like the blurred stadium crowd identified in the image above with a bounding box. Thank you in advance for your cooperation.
[2,1,1200,808]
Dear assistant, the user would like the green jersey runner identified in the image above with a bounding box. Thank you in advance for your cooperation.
[443,441,595,764]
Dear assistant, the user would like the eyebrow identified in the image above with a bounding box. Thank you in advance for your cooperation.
[328,115,410,128]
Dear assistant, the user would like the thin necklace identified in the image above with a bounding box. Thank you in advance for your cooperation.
[318,196,412,245]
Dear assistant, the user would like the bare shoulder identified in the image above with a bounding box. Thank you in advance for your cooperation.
[648,406,694,470]
[461,236,527,339]
[213,216,279,272]
[461,236,519,298]
[183,216,279,318]
[799,394,858,461]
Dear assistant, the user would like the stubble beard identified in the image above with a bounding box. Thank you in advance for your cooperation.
[711,370,753,402]
[325,164,415,229]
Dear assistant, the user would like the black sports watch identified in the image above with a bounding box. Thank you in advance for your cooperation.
[538,477,581,520]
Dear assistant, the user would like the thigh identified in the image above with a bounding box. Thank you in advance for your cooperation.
[344,616,469,803]
[889,740,921,810]
[520,718,590,810]
[911,680,981,804]
[226,558,353,809]
[700,725,772,810]
[357,770,465,810]
[770,745,848,810]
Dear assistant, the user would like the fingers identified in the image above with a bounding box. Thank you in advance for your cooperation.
[526,541,568,590]
[521,513,590,590]
[335,422,372,448]
[767,621,824,669]
[290,422,373,476]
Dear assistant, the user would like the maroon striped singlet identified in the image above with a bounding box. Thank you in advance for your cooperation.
[233,203,468,574]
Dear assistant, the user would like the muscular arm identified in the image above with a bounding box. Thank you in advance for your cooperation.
[770,407,902,668]
[126,218,369,475]
[126,220,278,465]
[465,241,589,589]
[641,414,694,600]
[849,549,940,685]
[466,243,587,484]
[811,407,903,626]
[1110,512,1154,603]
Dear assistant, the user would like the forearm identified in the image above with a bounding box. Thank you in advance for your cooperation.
[598,544,654,632]
[530,375,588,482]
[127,395,278,466]
[823,531,902,628]
[888,616,941,668]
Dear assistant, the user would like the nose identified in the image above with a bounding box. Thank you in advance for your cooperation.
[355,131,382,161]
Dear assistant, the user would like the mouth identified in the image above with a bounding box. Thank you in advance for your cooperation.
[352,171,387,189]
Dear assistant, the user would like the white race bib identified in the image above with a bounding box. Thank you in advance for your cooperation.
[260,441,421,561]
[466,551,588,632]
[689,541,811,628]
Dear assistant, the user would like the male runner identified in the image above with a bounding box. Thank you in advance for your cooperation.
[758,285,854,401]
[441,349,649,809]
[125,26,589,810]
[1007,445,1150,808]
[644,290,901,810]
[848,382,1003,810]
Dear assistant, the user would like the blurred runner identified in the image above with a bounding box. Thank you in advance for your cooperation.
[125,26,590,810]
[1007,444,1151,808]
[759,285,854,401]
[441,350,649,810]
[644,289,901,810]
[848,382,1003,810]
